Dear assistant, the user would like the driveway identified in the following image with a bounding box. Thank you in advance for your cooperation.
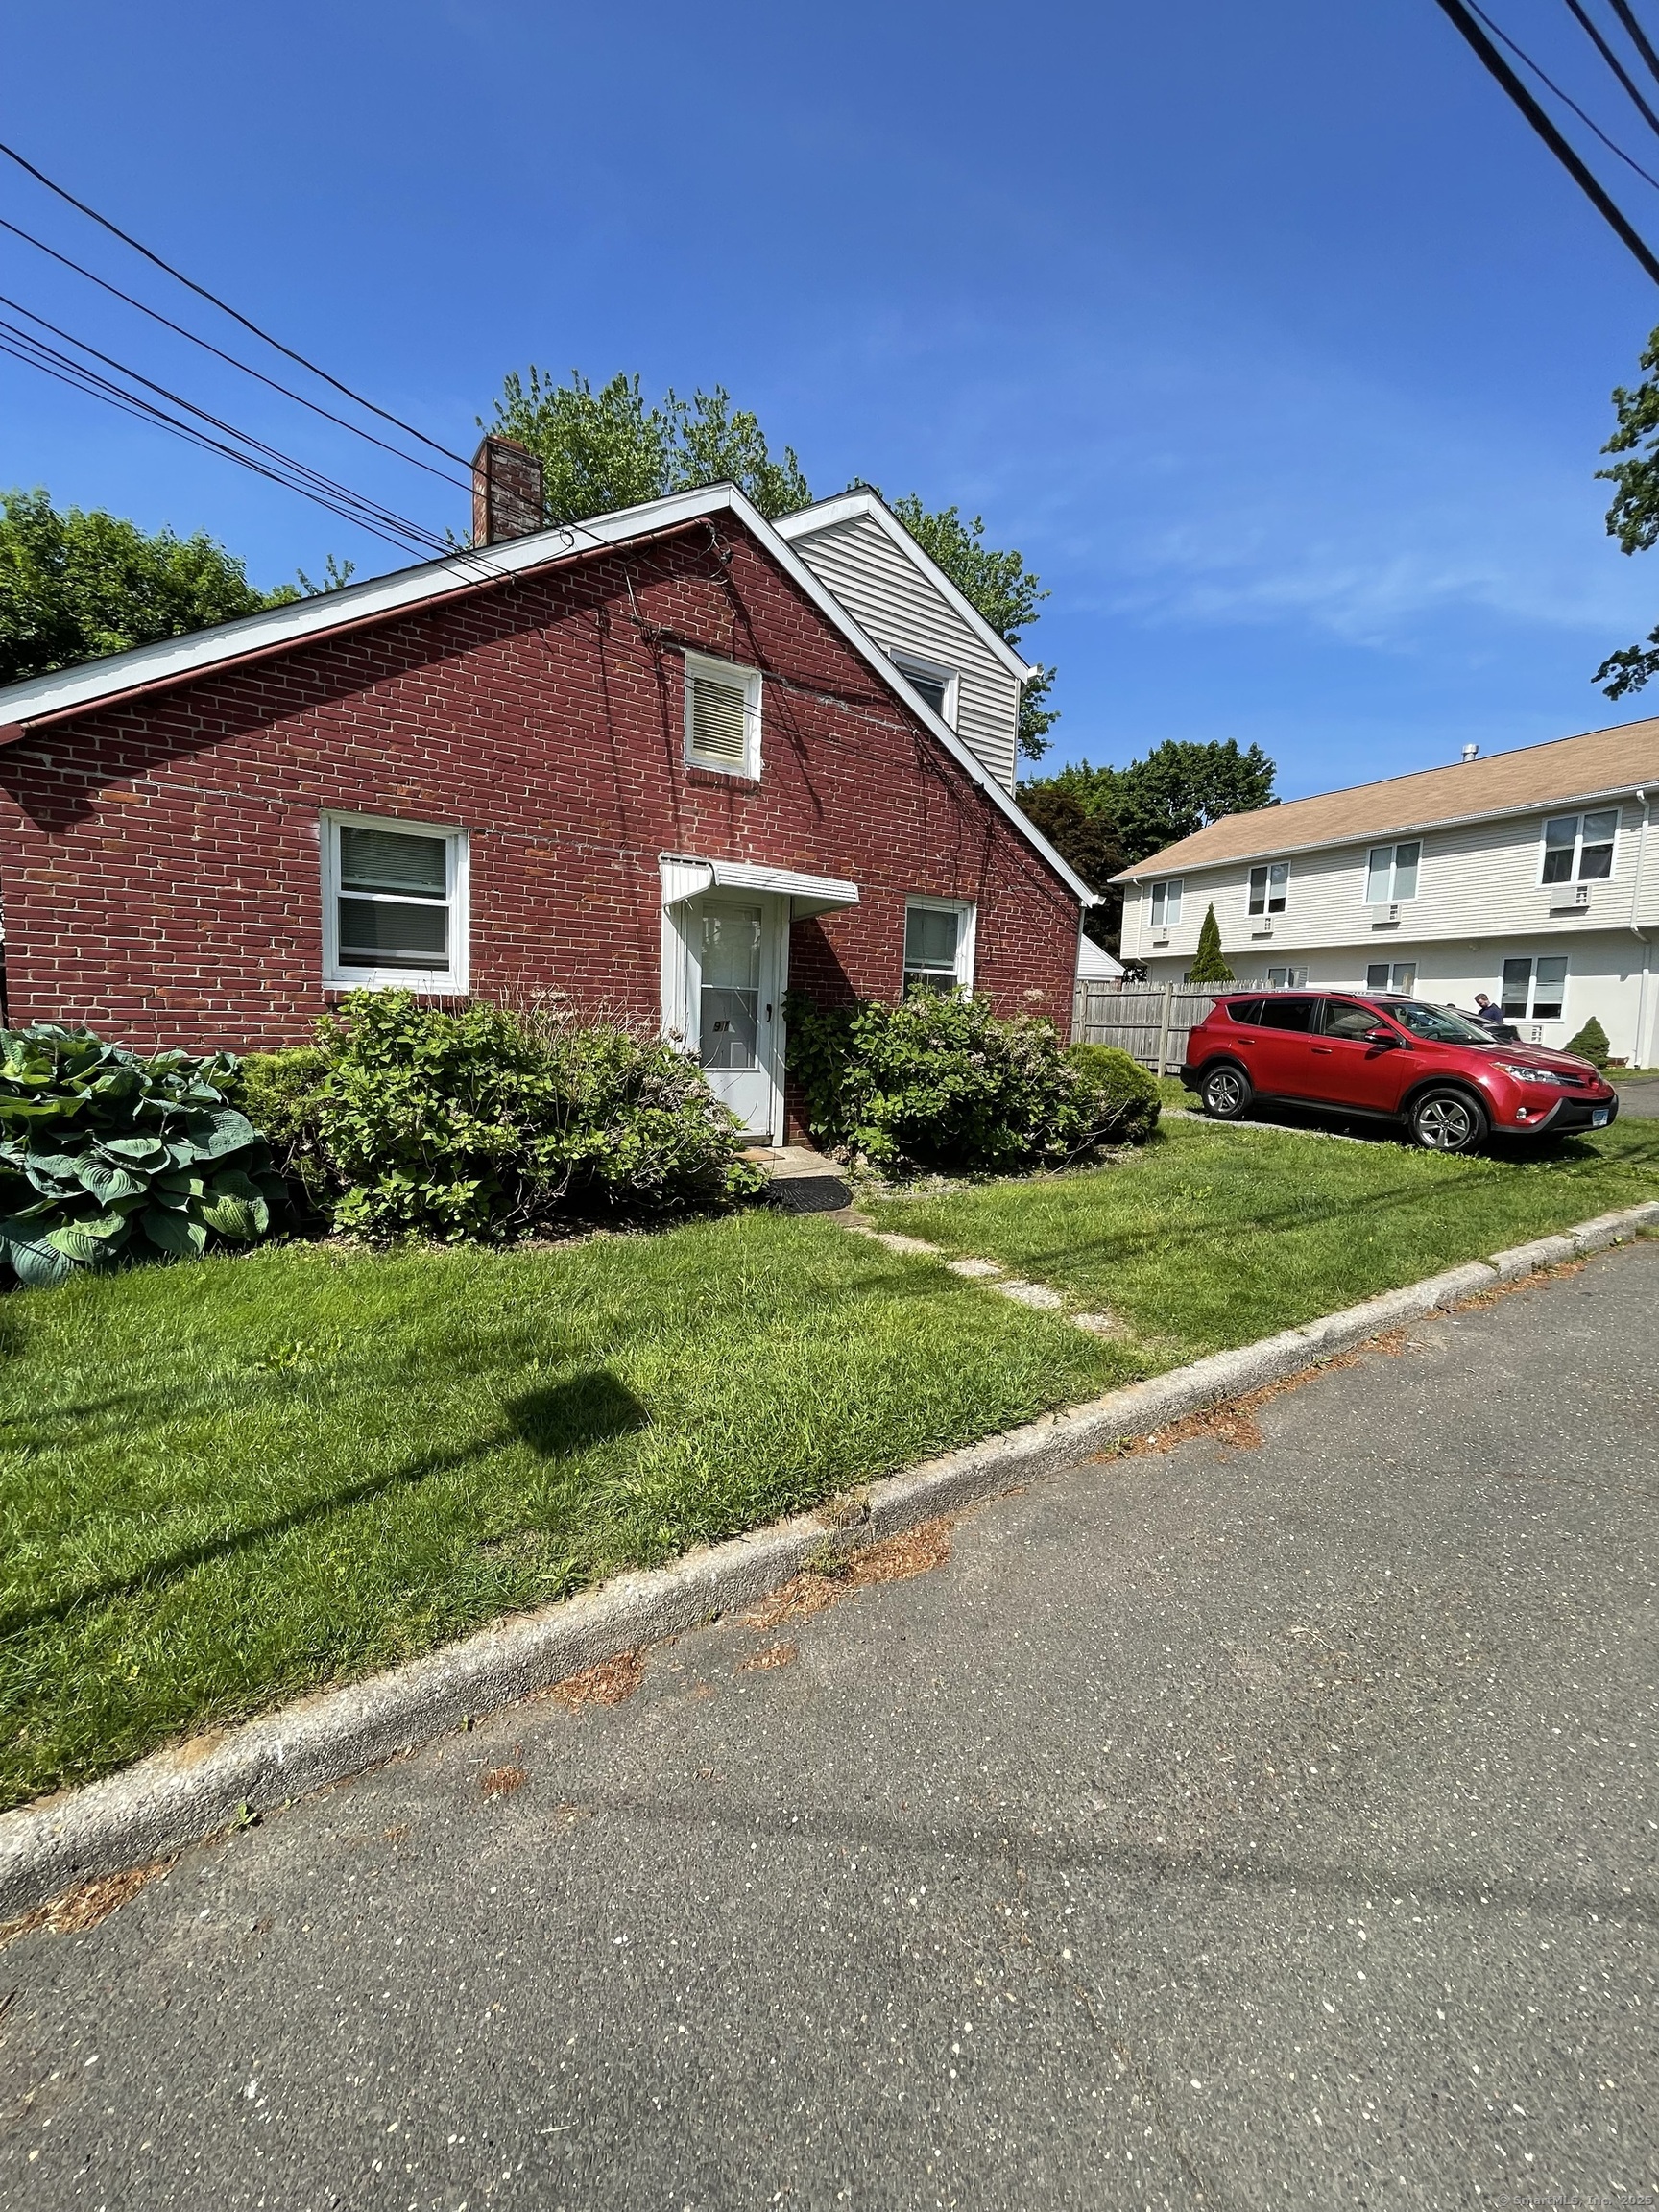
[1616,1077,1659,1119]
[3,1243,1656,2209]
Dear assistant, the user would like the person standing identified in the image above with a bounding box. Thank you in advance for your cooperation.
[1473,992,1505,1028]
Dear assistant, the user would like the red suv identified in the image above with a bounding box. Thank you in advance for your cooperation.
[1182,992,1619,1152]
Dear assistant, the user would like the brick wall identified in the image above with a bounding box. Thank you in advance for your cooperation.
[0,517,1081,1056]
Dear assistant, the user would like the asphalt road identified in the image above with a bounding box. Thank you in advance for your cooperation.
[3,1243,1656,2211]
[1616,1078,1659,1120]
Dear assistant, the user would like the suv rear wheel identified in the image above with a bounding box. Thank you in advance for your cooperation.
[1408,1086,1488,1154]
[1200,1061,1253,1120]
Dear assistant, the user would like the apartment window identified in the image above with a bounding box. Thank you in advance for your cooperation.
[1540,809,1617,885]
[1364,841,1421,903]
[684,651,761,778]
[323,813,469,992]
[1502,955,1569,1022]
[891,649,957,726]
[1149,878,1183,928]
[1265,965,1308,989]
[1365,961,1417,994]
[902,899,976,995]
[1248,861,1289,916]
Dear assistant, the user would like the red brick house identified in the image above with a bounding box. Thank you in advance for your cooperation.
[0,470,1092,1141]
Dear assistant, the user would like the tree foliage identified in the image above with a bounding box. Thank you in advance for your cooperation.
[0,488,299,687]
[482,368,810,525]
[1594,325,1659,698]
[1015,784,1127,948]
[1187,903,1235,985]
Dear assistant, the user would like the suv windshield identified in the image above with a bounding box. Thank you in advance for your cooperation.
[1386,1000,1494,1045]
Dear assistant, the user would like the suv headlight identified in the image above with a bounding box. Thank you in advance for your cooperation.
[1492,1059,1556,1085]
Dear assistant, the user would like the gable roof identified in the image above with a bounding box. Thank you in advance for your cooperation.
[773,489,1036,686]
[1112,717,1659,881]
[0,480,1094,907]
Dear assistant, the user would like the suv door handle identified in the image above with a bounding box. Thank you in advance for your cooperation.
[1311,1046,1333,1054]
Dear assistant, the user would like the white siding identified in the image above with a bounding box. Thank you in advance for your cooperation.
[786,512,1022,793]
[1122,796,1659,1060]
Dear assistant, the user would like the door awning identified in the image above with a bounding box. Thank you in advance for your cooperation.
[659,853,859,920]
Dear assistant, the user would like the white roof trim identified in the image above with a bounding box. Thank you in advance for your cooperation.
[660,852,858,919]
[774,490,1036,686]
[0,480,1094,908]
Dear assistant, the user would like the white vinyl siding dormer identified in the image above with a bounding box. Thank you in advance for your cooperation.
[776,497,1028,796]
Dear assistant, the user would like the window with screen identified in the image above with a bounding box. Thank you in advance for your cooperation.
[1248,861,1289,916]
[1364,841,1421,903]
[1501,954,1569,1022]
[1365,962,1417,993]
[1149,878,1183,928]
[684,651,761,777]
[324,815,468,991]
[902,900,975,995]
[891,650,956,725]
[1265,965,1307,989]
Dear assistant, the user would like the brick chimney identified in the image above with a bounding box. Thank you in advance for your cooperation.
[470,436,545,545]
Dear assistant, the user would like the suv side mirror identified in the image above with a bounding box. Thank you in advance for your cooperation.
[1365,1026,1400,1046]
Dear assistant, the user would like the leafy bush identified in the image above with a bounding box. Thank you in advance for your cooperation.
[1066,1042,1163,1146]
[241,991,764,1241]
[0,1026,280,1287]
[783,990,1160,1176]
[1562,1016,1612,1068]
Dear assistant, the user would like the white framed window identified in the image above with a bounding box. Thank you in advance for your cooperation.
[1149,878,1183,928]
[1539,808,1617,885]
[1265,964,1308,989]
[1502,954,1569,1022]
[1364,841,1421,903]
[1365,961,1417,994]
[684,651,762,779]
[902,898,976,995]
[322,812,469,992]
[890,648,958,727]
[1248,860,1289,916]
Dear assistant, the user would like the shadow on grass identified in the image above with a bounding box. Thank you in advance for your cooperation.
[0,1367,651,1643]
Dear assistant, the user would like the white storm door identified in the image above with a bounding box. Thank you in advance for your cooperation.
[693,897,784,1137]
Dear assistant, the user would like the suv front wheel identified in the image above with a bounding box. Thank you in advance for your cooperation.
[1200,1061,1253,1120]
[1408,1086,1489,1154]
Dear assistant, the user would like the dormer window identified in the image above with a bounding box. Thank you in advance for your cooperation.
[891,649,958,727]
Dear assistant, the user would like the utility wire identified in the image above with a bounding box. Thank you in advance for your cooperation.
[1466,0,1659,189]
[1431,0,1659,280]
[0,211,469,492]
[1607,0,1659,89]
[0,137,469,467]
[0,293,451,551]
[1562,0,1659,139]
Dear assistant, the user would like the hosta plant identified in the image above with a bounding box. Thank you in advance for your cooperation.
[0,1025,282,1287]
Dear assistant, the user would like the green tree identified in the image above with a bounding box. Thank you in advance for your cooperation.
[0,487,299,686]
[1594,325,1659,697]
[1186,903,1235,985]
[1017,784,1128,950]
[887,495,1057,758]
[1025,738,1278,866]
[481,368,809,525]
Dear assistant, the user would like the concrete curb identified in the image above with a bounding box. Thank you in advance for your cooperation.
[3,1195,1655,1923]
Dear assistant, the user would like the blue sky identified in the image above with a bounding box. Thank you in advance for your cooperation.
[5,0,1659,799]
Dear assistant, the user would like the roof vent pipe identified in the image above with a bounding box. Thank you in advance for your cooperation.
[1461,743,1479,762]
[471,437,545,546]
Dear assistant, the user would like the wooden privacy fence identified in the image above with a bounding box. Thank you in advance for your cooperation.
[1072,983,1219,1073]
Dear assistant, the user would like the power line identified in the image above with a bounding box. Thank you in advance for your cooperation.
[0,136,469,468]
[1465,0,1659,190]
[0,291,451,552]
[0,210,469,492]
[1561,0,1659,140]
[1431,0,1659,281]
[1607,0,1659,90]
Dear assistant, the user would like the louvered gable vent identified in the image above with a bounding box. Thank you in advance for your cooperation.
[690,673,749,764]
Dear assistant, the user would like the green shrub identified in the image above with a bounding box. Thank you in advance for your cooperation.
[783,990,1160,1176]
[246,991,764,1242]
[1066,1042,1163,1146]
[1562,1016,1612,1068]
[0,1026,281,1287]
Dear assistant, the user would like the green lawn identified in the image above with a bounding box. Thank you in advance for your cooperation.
[0,1214,1126,1811]
[866,1116,1659,1362]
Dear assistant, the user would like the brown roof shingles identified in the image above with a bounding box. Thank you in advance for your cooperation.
[1111,716,1659,880]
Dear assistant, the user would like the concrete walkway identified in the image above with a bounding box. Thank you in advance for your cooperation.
[3,1240,1655,2208]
